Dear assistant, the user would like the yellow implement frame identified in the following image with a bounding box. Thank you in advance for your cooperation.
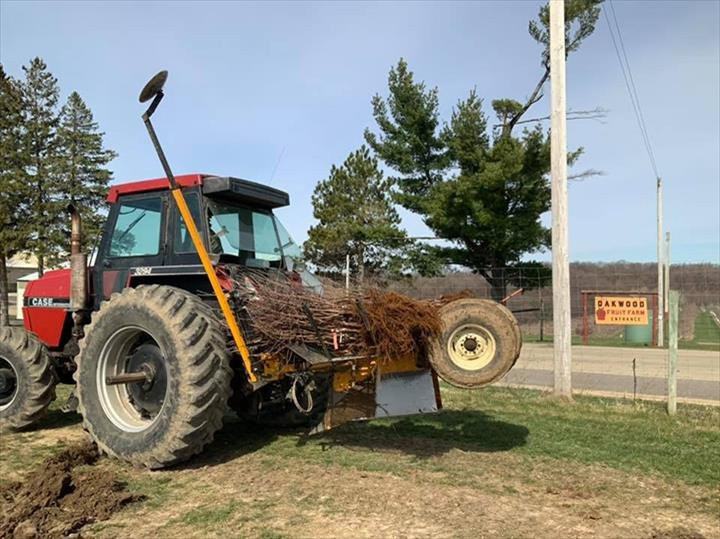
[170,188,257,383]
[141,86,256,383]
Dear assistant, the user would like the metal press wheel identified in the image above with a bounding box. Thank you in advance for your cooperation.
[429,298,521,389]
[446,323,498,371]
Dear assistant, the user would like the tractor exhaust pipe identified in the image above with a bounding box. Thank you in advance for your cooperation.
[68,205,87,311]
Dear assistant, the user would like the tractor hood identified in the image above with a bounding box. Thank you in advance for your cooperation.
[24,268,72,303]
[22,269,73,349]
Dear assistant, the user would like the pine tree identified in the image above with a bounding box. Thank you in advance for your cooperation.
[304,146,407,282]
[364,58,450,214]
[365,1,602,299]
[0,66,32,325]
[427,94,560,299]
[56,91,117,250]
[20,57,63,276]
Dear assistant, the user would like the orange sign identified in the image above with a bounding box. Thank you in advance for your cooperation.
[595,296,648,325]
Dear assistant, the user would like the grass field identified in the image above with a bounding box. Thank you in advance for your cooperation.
[523,310,720,351]
[693,310,720,347]
[1,384,718,538]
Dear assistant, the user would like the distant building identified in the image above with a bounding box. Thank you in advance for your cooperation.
[7,254,39,320]
[7,253,39,286]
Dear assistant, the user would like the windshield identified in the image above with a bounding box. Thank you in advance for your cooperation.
[206,199,299,269]
[206,198,323,292]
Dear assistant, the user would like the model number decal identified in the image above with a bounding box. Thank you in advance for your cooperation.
[132,266,153,276]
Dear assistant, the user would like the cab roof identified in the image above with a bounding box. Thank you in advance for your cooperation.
[107,173,289,209]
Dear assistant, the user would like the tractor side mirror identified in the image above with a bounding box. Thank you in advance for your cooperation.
[139,70,168,103]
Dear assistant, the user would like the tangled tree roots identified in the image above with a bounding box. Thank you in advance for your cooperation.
[232,271,442,362]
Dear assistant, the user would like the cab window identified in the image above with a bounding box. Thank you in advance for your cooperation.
[206,199,282,267]
[109,196,162,257]
[174,193,202,253]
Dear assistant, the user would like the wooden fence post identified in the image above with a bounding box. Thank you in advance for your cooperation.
[667,290,679,415]
[582,292,589,345]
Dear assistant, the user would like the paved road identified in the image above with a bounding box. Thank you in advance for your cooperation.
[501,343,720,403]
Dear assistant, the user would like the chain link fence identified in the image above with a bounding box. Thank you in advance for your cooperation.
[385,263,720,346]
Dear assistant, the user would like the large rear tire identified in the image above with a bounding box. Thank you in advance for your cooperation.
[0,327,56,431]
[75,285,232,468]
[429,299,521,389]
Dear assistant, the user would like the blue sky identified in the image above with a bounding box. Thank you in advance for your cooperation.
[1,0,718,263]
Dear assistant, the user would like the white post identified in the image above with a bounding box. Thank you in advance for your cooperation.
[550,0,572,398]
[664,231,670,325]
[657,177,664,347]
[667,290,678,415]
[345,254,350,290]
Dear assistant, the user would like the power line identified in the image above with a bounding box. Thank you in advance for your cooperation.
[608,1,658,175]
[603,1,659,178]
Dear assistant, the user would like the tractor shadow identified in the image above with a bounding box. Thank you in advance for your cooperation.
[186,409,528,468]
[304,410,529,458]
[25,408,82,431]
[179,416,280,469]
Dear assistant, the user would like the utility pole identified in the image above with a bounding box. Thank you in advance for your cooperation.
[550,0,572,398]
[657,177,664,347]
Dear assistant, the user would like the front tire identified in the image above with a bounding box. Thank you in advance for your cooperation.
[75,285,232,468]
[0,327,56,431]
[429,299,521,389]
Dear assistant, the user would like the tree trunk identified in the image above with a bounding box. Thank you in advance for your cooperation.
[37,254,44,278]
[357,246,365,286]
[487,268,508,302]
[0,254,9,326]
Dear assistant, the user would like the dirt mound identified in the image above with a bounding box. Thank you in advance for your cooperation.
[0,439,142,538]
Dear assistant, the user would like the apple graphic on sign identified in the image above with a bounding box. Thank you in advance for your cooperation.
[597,308,606,321]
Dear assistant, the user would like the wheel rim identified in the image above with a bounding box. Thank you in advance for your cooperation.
[447,324,496,371]
[0,357,18,411]
[96,326,168,433]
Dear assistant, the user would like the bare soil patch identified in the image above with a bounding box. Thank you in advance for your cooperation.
[0,438,142,538]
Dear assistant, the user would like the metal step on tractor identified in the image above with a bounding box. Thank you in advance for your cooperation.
[0,72,522,469]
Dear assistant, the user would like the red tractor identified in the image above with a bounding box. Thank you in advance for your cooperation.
[0,72,521,468]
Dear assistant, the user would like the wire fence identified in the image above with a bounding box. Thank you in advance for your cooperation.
[382,263,720,345]
[9,262,719,346]
[381,263,719,401]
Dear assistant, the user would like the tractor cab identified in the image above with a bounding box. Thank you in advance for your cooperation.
[94,173,308,307]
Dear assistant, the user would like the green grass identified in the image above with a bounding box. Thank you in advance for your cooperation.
[523,310,720,351]
[442,387,719,485]
[237,386,720,488]
[692,310,720,346]
[179,501,240,527]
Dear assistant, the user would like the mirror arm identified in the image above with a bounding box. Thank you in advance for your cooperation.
[141,94,178,190]
[143,90,164,120]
